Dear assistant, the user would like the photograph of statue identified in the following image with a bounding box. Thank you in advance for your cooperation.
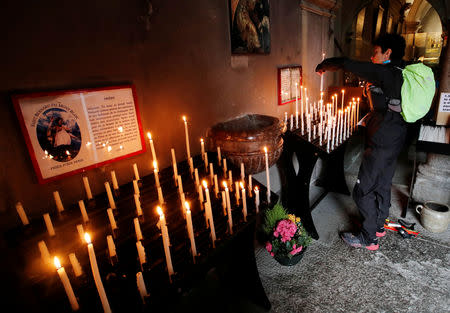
[229,0,270,54]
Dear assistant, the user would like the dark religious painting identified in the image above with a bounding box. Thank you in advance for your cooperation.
[229,0,270,54]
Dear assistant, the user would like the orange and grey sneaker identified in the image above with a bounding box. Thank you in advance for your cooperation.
[340,232,379,251]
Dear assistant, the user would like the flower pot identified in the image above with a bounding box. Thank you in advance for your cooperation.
[273,246,307,266]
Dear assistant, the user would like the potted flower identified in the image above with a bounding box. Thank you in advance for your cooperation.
[262,203,313,266]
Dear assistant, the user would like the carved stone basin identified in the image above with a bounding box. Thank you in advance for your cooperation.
[206,114,284,175]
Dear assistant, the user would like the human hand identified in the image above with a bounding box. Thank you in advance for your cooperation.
[315,57,346,74]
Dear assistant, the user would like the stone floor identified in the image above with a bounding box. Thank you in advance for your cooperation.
[255,134,450,313]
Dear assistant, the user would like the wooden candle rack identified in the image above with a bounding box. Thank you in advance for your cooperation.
[5,153,275,313]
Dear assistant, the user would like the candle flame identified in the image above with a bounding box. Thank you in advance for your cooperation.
[66,150,70,155]
[54,256,61,269]
[357,97,360,101]
[107,146,112,152]
[341,89,345,93]
[182,116,186,122]
[156,206,163,216]
[118,126,123,132]
[184,201,190,213]
[153,160,158,170]
[202,180,208,188]
[84,233,91,244]
[222,181,228,188]
[147,132,152,140]
[240,182,244,189]
[254,186,259,191]
[200,138,204,143]
[263,146,268,153]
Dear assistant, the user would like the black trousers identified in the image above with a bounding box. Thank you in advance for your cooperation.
[352,111,408,241]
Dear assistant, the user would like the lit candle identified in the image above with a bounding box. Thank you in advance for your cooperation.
[136,240,147,270]
[189,157,194,175]
[217,146,222,166]
[198,184,204,210]
[301,85,304,134]
[107,208,118,230]
[134,194,143,216]
[202,181,216,247]
[134,217,143,241]
[200,138,205,159]
[38,240,51,267]
[76,224,84,242]
[171,148,178,185]
[264,147,271,203]
[341,89,345,111]
[221,190,227,215]
[204,152,208,172]
[78,200,89,223]
[53,191,64,213]
[331,116,336,150]
[223,182,233,234]
[83,176,93,200]
[182,116,191,160]
[290,114,293,130]
[133,180,140,195]
[111,170,119,190]
[69,253,83,277]
[147,132,157,163]
[240,182,247,222]
[343,108,347,140]
[85,233,112,313]
[157,187,165,205]
[153,161,160,189]
[320,52,325,92]
[157,206,175,280]
[180,193,186,213]
[54,257,79,311]
[133,163,140,181]
[254,186,260,213]
[194,168,200,191]
[284,111,288,127]
[43,213,55,236]
[104,182,116,209]
[356,97,360,124]
[136,272,149,302]
[184,202,197,262]
[15,202,29,226]
[106,235,116,259]
[248,175,253,197]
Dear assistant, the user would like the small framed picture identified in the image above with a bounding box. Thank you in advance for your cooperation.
[278,65,302,106]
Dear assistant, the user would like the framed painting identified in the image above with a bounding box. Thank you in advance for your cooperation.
[278,65,302,106]
[12,84,146,184]
[229,0,270,54]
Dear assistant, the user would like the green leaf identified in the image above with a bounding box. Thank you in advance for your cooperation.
[262,202,288,235]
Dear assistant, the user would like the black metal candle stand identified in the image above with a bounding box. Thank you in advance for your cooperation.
[5,152,276,313]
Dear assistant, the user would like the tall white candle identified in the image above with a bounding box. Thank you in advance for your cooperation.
[133,180,140,195]
[200,138,205,159]
[331,116,336,150]
[248,175,253,197]
[254,186,260,213]
[295,82,299,127]
[147,132,157,163]
[217,146,222,166]
[85,233,112,313]
[189,157,194,175]
[202,181,216,247]
[54,257,80,311]
[106,235,117,258]
[83,176,93,200]
[111,170,119,190]
[78,200,89,223]
[228,170,233,190]
[134,194,143,216]
[184,202,197,262]
[221,190,227,215]
[43,213,55,236]
[223,182,233,234]
[301,85,304,134]
[290,114,293,130]
[157,187,165,205]
[213,174,219,197]
[209,163,214,185]
[223,158,227,176]
[204,152,208,171]
[76,224,84,242]
[341,89,345,111]
[240,182,247,222]
[198,184,204,210]
[157,206,174,279]
[177,175,184,195]
[136,272,149,302]
[69,253,83,277]
[53,191,64,213]
[133,163,140,181]
[240,162,245,182]
[235,181,240,205]
[171,148,178,185]
[264,147,271,203]
[153,161,160,189]
[134,217,143,241]
[107,208,117,230]
[182,116,191,160]
[136,240,147,268]
[38,240,51,267]
[15,202,29,226]
[104,182,116,209]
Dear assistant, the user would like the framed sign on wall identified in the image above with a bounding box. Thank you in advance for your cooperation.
[278,65,302,106]
[12,84,146,184]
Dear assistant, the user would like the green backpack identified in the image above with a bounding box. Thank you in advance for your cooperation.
[398,63,435,123]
